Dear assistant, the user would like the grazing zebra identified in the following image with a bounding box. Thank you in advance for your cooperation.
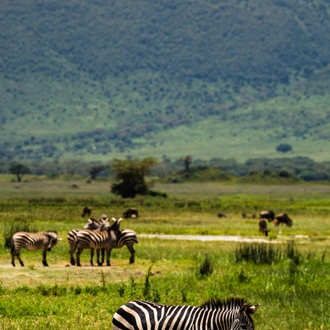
[112,297,259,330]
[274,213,293,227]
[67,217,110,266]
[96,228,138,265]
[75,217,123,266]
[11,231,62,267]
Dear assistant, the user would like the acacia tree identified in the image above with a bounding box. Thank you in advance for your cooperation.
[111,157,158,198]
[8,162,31,182]
[87,165,106,180]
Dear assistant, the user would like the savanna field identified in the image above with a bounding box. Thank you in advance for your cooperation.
[0,177,330,329]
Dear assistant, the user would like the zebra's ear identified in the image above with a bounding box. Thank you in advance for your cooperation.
[57,238,63,241]
[247,304,260,314]
[111,217,117,222]
[118,217,123,223]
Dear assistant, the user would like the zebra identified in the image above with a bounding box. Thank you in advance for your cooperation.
[11,231,62,267]
[67,217,110,266]
[75,217,123,266]
[96,228,138,265]
[112,297,259,330]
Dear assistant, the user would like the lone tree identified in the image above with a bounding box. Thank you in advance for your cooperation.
[111,157,158,198]
[9,162,31,182]
[87,164,106,180]
[184,155,192,172]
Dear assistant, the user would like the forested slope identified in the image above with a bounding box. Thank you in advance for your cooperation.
[1,0,330,162]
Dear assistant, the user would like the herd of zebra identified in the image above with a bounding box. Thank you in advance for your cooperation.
[11,211,138,267]
[10,207,261,329]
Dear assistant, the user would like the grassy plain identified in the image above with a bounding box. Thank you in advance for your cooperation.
[0,179,329,329]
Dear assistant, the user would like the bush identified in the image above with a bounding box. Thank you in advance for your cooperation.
[4,221,38,248]
[276,143,293,153]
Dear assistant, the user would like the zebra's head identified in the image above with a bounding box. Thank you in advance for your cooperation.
[45,231,61,252]
[83,218,100,230]
[236,302,260,330]
[108,217,123,233]
[99,218,110,231]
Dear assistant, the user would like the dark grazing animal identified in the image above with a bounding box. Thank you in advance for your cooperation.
[274,213,293,227]
[259,218,270,236]
[112,297,259,330]
[75,217,123,266]
[217,212,229,218]
[123,207,139,219]
[11,231,62,267]
[81,206,92,217]
[259,210,275,222]
[242,212,256,219]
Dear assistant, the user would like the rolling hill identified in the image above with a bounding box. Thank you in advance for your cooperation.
[1,0,330,163]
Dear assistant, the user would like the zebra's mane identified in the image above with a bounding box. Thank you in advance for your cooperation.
[46,230,58,234]
[200,297,246,311]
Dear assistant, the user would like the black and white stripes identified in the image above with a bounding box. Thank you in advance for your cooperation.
[75,217,123,266]
[11,231,62,267]
[112,297,259,330]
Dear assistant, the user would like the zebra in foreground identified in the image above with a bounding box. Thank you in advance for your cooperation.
[11,231,62,267]
[112,297,259,330]
[67,217,110,266]
[96,228,138,265]
[75,217,123,266]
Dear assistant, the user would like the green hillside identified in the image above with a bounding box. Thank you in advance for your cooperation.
[1,0,330,163]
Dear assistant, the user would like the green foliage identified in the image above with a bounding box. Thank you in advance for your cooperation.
[111,157,158,198]
[235,243,283,264]
[3,220,38,249]
[1,1,330,163]
[276,143,293,153]
[8,162,31,182]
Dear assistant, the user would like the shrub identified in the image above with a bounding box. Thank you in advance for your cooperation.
[3,221,38,249]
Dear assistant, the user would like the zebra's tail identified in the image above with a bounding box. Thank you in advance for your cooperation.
[11,240,15,254]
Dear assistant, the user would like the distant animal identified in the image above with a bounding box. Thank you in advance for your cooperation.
[217,212,229,218]
[123,207,139,219]
[274,213,293,227]
[11,231,62,267]
[81,206,92,217]
[67,217,110,266]
[75,217,123,266]
[259,210,275,222]
[242,212,256,219]
[112,297,259,330]
[259,218,270,236]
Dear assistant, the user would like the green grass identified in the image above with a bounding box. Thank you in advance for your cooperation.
[0,181,330,329]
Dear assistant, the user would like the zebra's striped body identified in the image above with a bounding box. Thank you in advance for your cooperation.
[67,217,109,266]
[75,217,123,266]
[11,231,61,267]
[112,298,259,330]
[96,228,138,265]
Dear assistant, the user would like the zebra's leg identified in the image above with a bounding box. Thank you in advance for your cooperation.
[127,244,135,264]
[42,248,49,266]
[90,249,94,266]
[76,248,83,267]
[105,247,113,266]
[69,244,76,265]
[97,249,105,266]
[17,253,24,267]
